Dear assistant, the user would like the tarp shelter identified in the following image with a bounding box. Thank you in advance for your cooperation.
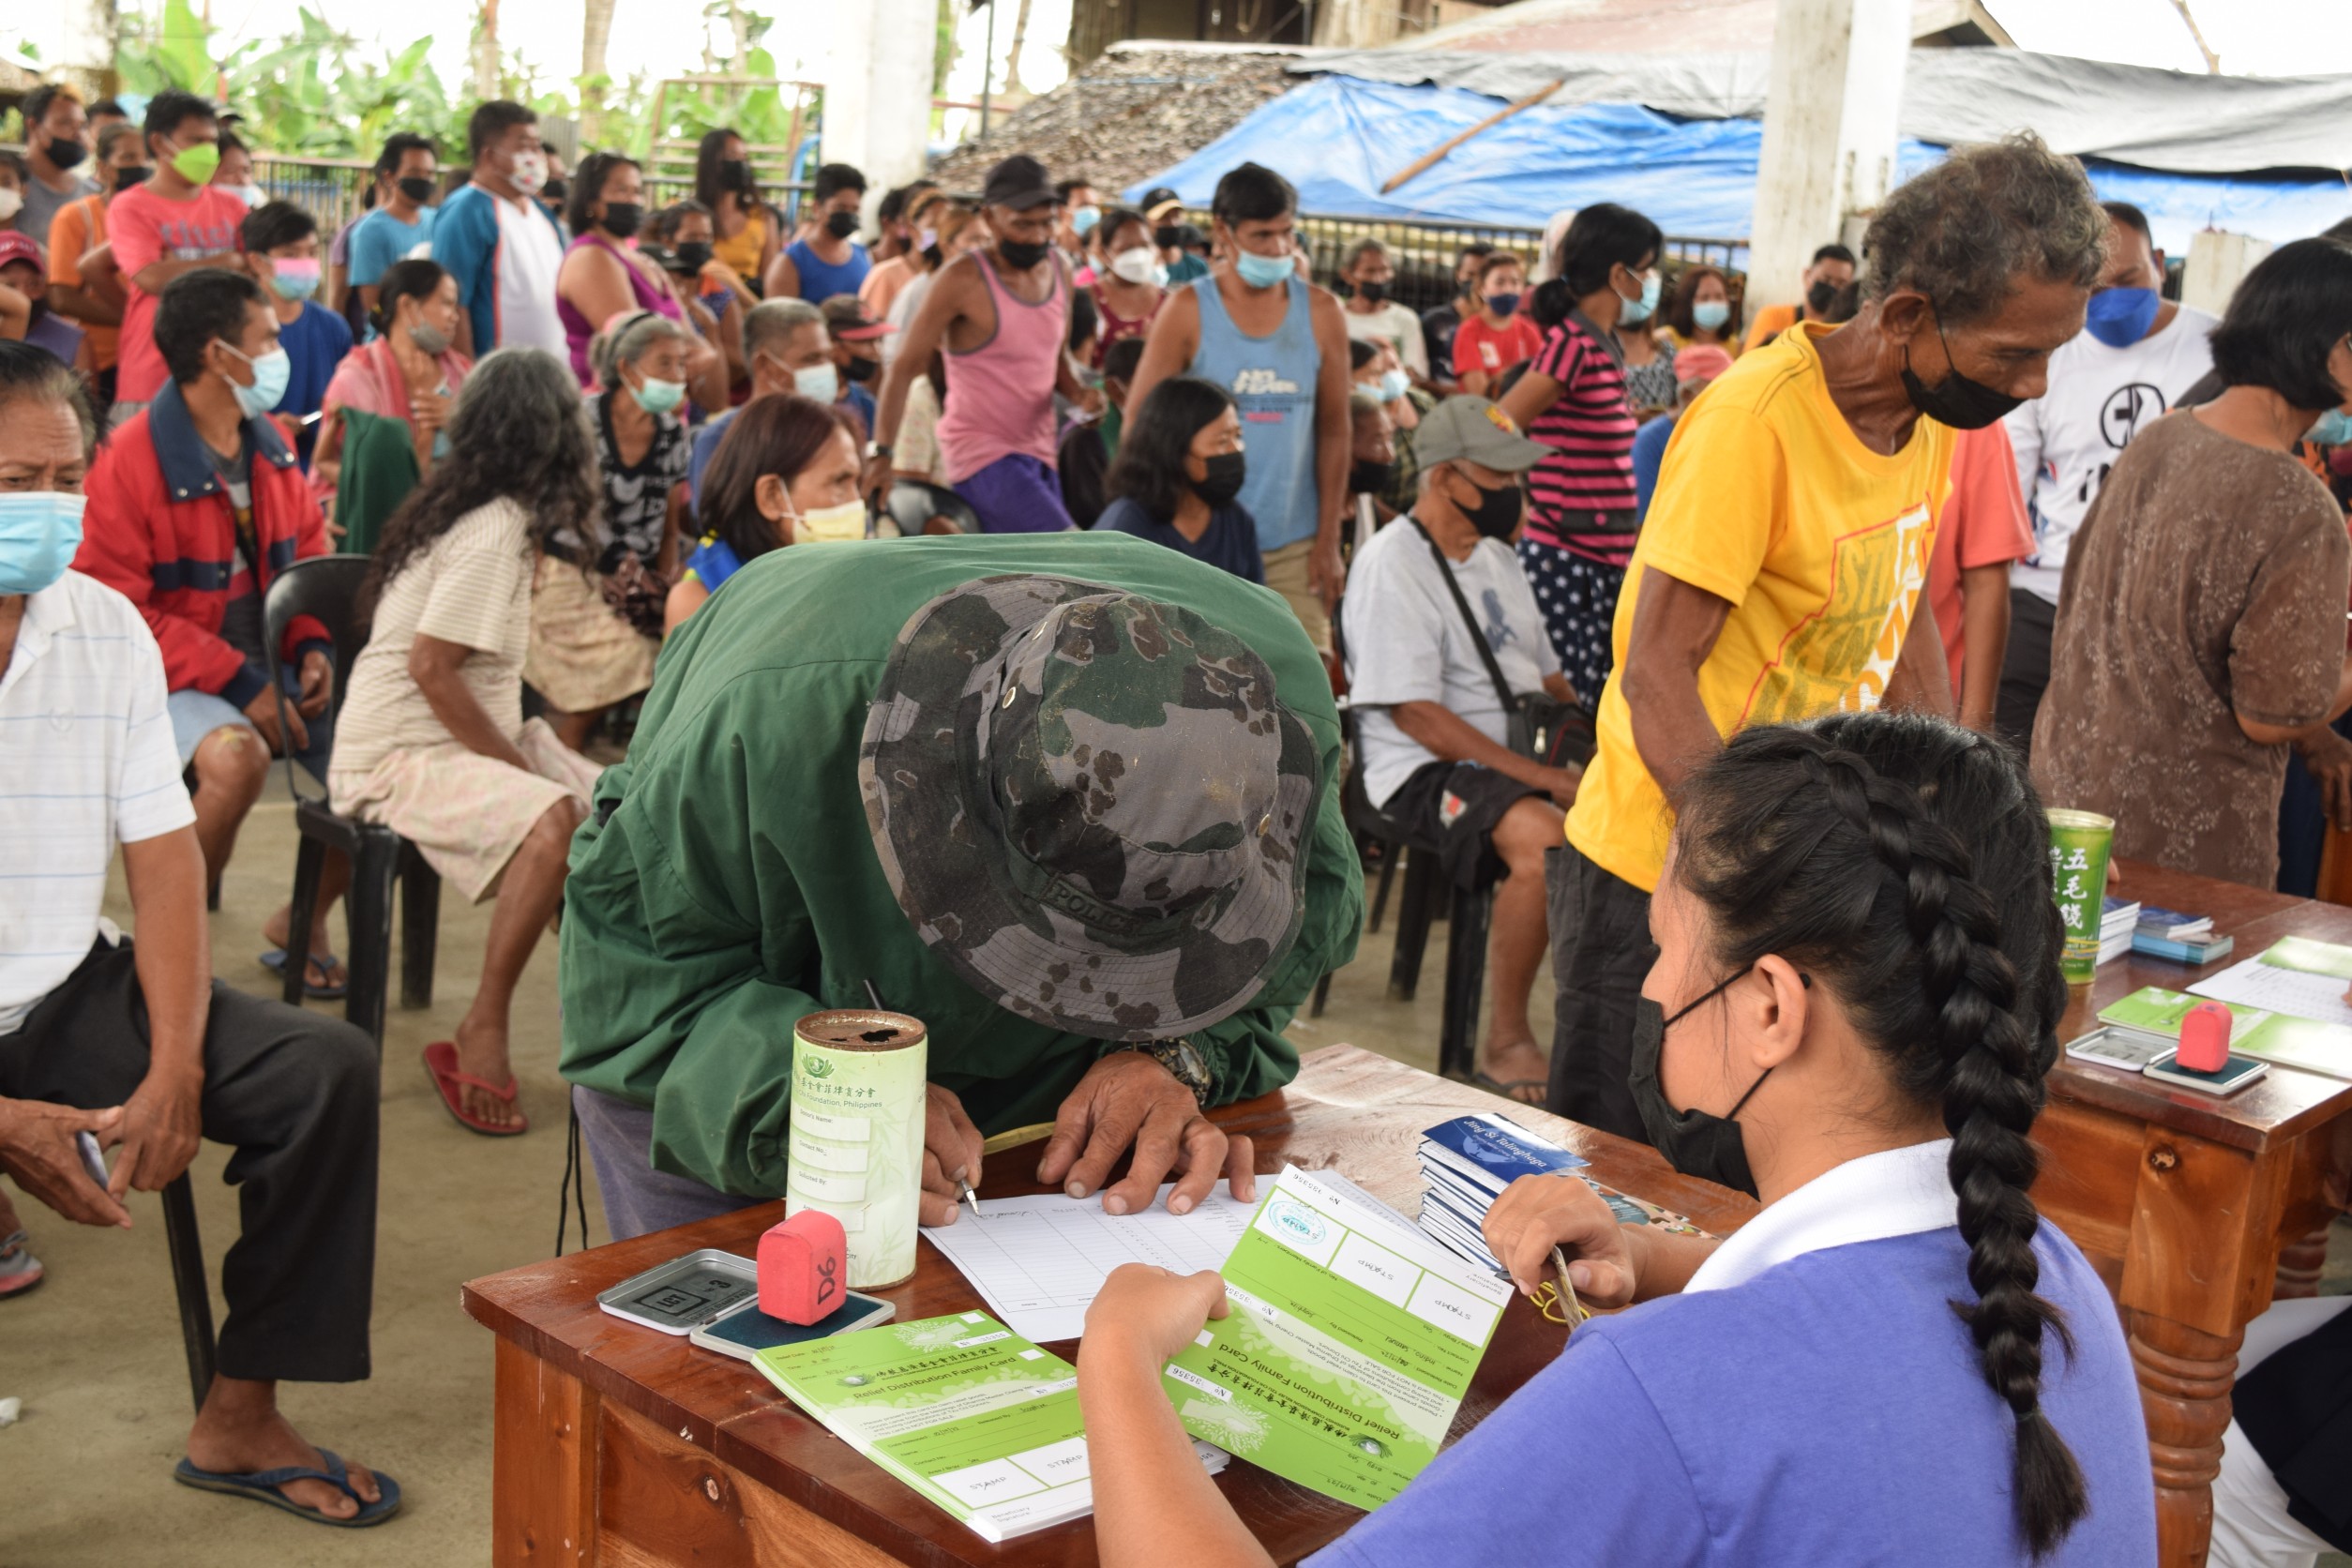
[1125,53,2352,251]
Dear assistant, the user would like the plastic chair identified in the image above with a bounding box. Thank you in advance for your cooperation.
[884,480,982,536]
[162,1173,217,1413]
[261,556,440,1045]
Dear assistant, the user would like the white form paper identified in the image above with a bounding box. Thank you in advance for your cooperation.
[918,1182,1255,1344]
[2190,937,2352,1029]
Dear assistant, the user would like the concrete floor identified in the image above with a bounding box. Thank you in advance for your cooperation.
[0,802,2341,1565]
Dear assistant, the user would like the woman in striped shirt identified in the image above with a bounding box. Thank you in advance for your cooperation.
[1500,204,1664,709]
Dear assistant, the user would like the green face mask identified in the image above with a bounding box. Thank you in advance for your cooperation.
[168,138,220,185]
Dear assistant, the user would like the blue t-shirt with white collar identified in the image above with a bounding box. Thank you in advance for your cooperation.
[1312,1141,2157,1567]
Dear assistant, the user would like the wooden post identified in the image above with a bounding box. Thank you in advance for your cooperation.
[1380,80,1564,195]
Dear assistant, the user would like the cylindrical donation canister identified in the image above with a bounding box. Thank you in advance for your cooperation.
[785,1010,928,1289]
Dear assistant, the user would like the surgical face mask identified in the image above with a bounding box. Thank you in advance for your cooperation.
[397,174,438,204]
[271,257,321,301]
[1484,291,1521,318]
[0,491,87,596]
[793,362,838,403]
[1193,449,1247,508]
[1615,268,1661,325]
[674,240,714,271]
[509,151,548,197]
[167,138,220,186]
[224,184,266,209]
[1070,204,1101,238]
[1627,968,1781,1199]
[217,339,292,419]
[2308,407,2352,446]
[1455,468,1524,541]
[997,237,1050,270]
[1234,248,1293,291]
[407,317,452,356]
[628,372,686,416]
[916,226,938,252]
[0,189,19,223]
[1901,309,2024,430]
[788,495,867,543]
[47,137,89,172]
[1692,299,1731,332]
[2084,285,2160,350]
[599,202,644,240]
[115,165,152,193]
[1108,246,1166,287]
[825,208,859,241]
[1377,368,1410,402]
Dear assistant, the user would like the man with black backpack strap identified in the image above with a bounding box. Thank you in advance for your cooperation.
[1340,396,1581,1104]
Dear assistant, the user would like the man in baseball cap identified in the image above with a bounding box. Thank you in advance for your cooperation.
[559,534,1363,1241]
[1338,394,1580,1104]
[1138,186,1209,285]
[0,230,83,365]
[817,292,893,433]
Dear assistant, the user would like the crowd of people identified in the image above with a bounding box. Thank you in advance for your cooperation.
[3,76,2350,1564]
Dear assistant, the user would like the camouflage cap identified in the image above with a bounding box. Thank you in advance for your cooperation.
[859,574,1322,1039]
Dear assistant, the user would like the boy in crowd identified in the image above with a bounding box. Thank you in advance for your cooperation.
[1420,243,1493,392]
[239,202,354,465]
[1453,251,1540,397]
[347,134,441,329]
[768,163,870,303]
[0,231,84,366]
[818,293,892,438]
[1059,335,1146,529]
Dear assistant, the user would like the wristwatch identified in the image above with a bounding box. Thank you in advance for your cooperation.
[1110,1037,1212,1106]
[866,439,894,460]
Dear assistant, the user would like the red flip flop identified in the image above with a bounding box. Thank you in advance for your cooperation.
[421,1041,529,1137]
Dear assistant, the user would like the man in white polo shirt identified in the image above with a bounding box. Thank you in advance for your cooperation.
[0,342,398,1529]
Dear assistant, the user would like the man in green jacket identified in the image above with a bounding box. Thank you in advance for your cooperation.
[561,534,1362,1240]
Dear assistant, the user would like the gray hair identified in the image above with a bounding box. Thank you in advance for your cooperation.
[0,339,96,459]
[589,309,692,385]
[742,296,825,363]
[1862,133,2108,328]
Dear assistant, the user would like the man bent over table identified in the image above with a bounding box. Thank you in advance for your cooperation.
[560,534,1363,1239]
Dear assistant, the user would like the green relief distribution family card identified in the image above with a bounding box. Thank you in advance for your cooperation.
[1163,1165,1515,1512]
[754,1310,1228,1542]
[2098,986,2352,1082]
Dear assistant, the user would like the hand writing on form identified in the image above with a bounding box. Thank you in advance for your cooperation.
[919,1082,986,1228]
[1035,1052,1257,1217]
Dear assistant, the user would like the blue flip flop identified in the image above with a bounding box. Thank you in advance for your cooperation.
[173,1448,400,1528]
[258,948,350,1001]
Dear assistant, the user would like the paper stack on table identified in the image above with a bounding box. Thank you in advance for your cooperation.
[753,1308,1227,1544]
[2192,937,2352,1034]
[1416,1112,1589,1271]
[2098,896,2142,967]
[2132,900,2231,965]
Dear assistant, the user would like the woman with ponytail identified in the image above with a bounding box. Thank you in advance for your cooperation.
[1073,710,2156,1567]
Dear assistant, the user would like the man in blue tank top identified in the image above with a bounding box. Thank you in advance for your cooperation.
[1125,163,1353,652]
[765,161,871,304]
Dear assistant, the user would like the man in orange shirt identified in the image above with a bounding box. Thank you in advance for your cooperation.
[1741,243,1858,351]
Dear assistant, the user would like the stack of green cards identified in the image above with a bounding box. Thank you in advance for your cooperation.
[1164,1165,1514,1511]
[2097,987,2352,1082]
[752,1310,1227,1543]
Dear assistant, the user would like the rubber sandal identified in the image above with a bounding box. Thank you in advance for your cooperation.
[1472,1071,1549,1106]
[173,1448,401,1528]
[0,1229,43,1299]
[259,948,350,1001]
[422,1041,528,1137]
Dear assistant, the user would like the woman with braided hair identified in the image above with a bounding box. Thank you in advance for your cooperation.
[1072,711,2154,1566]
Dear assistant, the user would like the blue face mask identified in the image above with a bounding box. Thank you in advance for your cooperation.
[794,362,838,404]
[2308,407,2352,447]
[1234,248,1294,291]
[1378,368,1410,402]
[2084,286,2160,349]
[217,340,292,419]
[1692,299,1730,332]
[1071,204,1100,238]
[0,491,87,596]
[1617,269,1661,325]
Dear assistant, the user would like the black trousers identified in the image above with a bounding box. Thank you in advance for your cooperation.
[1994,587,2056,758]
[0,940,379,1383]
[1543,845,1657,1142]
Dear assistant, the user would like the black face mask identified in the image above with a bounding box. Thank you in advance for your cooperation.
[542,179,568,206]
[825,208,859,240]
[1349,458,1395,495]
[721,158,754,192]
[843,354,880,384]
[673,240,714,271]
[1805,279,1838,317]
[1455,470,1524,541]
[1353,279,1389,305]
[599,203,644,239]
[48,137,88,171]
[1627,968,1793,1199]
[1154,224,1184,251]
[397,174,437,204]
[1192,450,1247,509]
[1901,310,2024,430]
[997,237,1049,271]
[116,165,152,192]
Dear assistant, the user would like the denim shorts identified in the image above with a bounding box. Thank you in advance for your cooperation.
[168,666,333,786]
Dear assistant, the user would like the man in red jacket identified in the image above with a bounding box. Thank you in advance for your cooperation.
[77,268,350,994]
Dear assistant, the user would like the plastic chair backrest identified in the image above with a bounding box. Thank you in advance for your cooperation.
[886,480,981,536]
[260,554,374,801]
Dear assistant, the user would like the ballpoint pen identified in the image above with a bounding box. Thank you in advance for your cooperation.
[867,978,980,1218]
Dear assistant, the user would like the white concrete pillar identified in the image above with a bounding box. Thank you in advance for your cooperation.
[1747,0,1909,313]
[822,0,937,213]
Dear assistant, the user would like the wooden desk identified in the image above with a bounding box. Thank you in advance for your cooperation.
[2037,860,2352,1568]
[463,1045,1757,1567]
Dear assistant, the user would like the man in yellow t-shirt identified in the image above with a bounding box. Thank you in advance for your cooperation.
[1741,243,1858,352]
[1546,136,2109,1145]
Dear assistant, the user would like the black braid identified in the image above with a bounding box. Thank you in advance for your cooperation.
[1677,713,2088,1557]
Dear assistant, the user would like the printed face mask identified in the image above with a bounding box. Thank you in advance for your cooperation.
[271,257,322,301]
[509,151,548,196]
[0,491,87,596]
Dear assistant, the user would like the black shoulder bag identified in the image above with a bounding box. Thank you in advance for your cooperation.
[1411,522,1594,771]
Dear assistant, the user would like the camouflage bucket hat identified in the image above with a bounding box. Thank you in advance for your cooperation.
[859,574,1322,1040]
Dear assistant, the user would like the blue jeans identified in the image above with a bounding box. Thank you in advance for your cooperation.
[168,665,334,785]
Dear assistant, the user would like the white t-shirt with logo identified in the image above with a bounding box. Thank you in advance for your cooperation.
[1341,517,1561,807]
[2004,304,2217,604]
[490,188,568,361]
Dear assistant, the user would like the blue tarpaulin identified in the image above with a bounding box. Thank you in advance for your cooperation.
[1128,75,2351,251]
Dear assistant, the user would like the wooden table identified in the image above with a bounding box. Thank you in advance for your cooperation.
[2037,859,2352,1567]
[463,1045,1758,1567]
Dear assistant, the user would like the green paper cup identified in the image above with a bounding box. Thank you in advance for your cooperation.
[2045,809,2116,986]
[787,1010,928,1289]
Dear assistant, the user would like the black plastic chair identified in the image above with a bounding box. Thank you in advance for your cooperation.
[885,479,982,536]
[261,555,440,1045]
[163,1173,217,1413]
